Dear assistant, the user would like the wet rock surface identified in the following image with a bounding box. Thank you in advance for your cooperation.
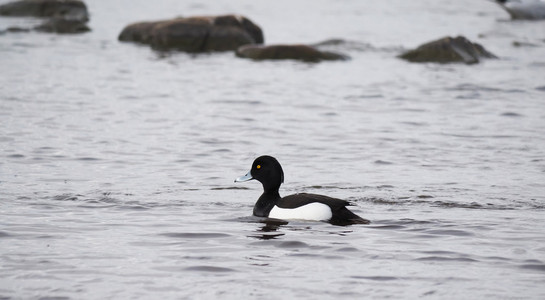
[399,36,497,64]
[118,15,264,52]
[34,17,90,33]
[0,0,89,21]
[236,44,349,62]
[0,0,90,34]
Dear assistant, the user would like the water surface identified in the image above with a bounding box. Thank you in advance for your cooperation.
[1,0,544,299]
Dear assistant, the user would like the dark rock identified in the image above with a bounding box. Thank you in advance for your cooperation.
[494,0,545,20]
[512,40,539,47]
[236,44,349,62]
[118,15,264,52]
[6,26,31,32]
[116,21,162,44]
[0,0,90,34]
[399,36,497,64]
[0,0,89,22]
[34,17,90,33]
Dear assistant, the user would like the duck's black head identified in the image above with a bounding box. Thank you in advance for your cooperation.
[235,155,284,193]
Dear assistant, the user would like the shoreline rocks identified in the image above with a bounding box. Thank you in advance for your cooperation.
[399,36,497,64]
[118,15,264,52]
[236,44,349,62]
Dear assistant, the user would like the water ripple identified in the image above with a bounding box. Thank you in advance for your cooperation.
[184,266,237,273]
[160,232,231,239]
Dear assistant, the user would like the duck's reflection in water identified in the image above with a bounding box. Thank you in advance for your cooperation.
[250,218,288,240]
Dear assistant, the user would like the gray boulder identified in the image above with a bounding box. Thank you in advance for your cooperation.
[0,0,89,21]
[399,36,497,64]
[236,44,349,62]
[118,15,264,52]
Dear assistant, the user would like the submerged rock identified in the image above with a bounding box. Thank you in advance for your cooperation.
[4,26,31,33]
[236,44,349,62]
[399,36,497,64]
[34,17,90,33]
[0,0,89,21]
[118,15,264,52]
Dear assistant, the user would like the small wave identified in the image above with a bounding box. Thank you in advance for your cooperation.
[427,200,487,209]
[75,157,100,161]
[312,38,374,52]
[520,264,545,272]
[361,196,521,210]
[446,83,503,92]
[375,218,437,226]
[360,197,406,205]
[46,192,152,210]
[369,224,406,230]
[374,160,394,165]
[211,186,249,190]
[424,229,474,237]
[501,112,523,117]
[311,38,403,53]
[304,185,362,190]
[210,99,263,105]
[416,256,478,262]
[335,247,359,252]
[366,219,438,232]
[399,121,429,127]
[184,266,236,273]
[344,94,384,100]
[51,194,81,201]
[440,133,518,139]
[160,232,230,239]
[276,241,309,248]
[351,276,398,281]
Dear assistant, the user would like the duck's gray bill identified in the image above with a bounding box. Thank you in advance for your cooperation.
[235,171,253,183]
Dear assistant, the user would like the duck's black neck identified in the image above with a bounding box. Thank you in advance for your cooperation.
[253,190,281,217]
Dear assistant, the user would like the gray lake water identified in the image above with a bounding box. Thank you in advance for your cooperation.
[1,0,545,299]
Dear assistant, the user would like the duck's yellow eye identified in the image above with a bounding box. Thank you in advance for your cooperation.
[256,165,261,169]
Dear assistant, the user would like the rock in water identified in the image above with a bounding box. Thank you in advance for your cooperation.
[118,15,264,53]
[34,17,90,34]
[0,0,89,21]
[236,44,349,62]
[399,36,497,64]
[494,0,545,20]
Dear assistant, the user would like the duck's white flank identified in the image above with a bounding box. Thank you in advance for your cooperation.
[269,202,333,221]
